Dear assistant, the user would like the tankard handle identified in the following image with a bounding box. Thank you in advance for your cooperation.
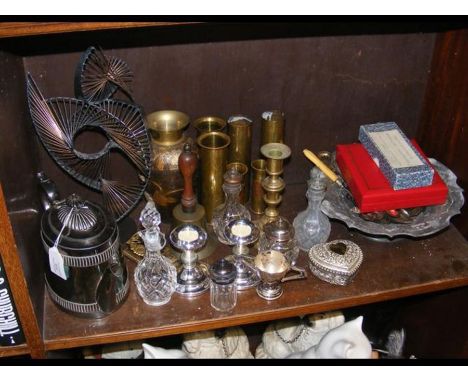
[281,265,307,282]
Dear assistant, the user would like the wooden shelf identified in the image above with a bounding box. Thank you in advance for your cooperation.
[42,184,468,351]
[0,22,199,39]
[0,343,29,358]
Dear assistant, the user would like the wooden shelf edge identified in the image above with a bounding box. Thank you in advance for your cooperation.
[43,277,468,351]
[0,22,200,39]
[0,343,29,358]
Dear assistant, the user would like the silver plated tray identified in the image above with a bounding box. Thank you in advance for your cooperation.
[321,158,464,238]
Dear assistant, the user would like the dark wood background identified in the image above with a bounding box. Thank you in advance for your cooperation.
[20,29,435,213]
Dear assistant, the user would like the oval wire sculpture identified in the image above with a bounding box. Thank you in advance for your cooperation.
[27,51,151,222]
[321,157,464,238]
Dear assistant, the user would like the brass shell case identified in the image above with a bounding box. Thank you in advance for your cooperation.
[193,116,227,136]
[227,115,252,202]
[250,159,266,215]
[261,110,285,146]
[197,131,231,222]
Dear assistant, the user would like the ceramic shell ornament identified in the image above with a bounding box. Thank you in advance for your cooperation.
[27,47,151,222]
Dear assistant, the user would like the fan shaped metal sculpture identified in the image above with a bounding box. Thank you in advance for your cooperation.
[75,46,133,103]
[27,47,151,222]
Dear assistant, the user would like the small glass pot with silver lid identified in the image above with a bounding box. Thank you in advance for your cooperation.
[209,259,237,312]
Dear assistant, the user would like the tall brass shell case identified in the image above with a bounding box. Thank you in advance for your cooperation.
[227,115,252,203]
[197,132,231,222]
[261,110,285,146]
[146,110,191,222]
[250,159,266,215]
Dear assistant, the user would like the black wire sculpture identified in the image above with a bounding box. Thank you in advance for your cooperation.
[75,46,134,103]
[27,47,151,222]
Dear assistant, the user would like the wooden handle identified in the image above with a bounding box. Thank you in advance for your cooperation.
[179,143,197,213]
[303,149,339,183]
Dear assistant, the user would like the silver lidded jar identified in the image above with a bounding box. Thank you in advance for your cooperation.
[259,217,300,268]
[41,194,128,318]
[209,259,237,312]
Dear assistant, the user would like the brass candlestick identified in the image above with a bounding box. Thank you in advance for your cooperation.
[258,143,291,228]
[172,143,216,259]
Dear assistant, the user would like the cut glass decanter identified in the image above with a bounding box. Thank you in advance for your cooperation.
[134,200,177,306]
[212,168,251,244]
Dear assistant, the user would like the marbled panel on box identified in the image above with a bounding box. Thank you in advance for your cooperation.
[358,122,433,190]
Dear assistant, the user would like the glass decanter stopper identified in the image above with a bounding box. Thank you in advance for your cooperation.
[212,167,251,244]
[293,166,331,251]
[134,201,177,306]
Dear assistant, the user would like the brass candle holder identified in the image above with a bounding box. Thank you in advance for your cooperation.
[258,143,291,228]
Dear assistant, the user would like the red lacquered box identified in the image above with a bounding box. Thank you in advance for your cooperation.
[336,142,448,213]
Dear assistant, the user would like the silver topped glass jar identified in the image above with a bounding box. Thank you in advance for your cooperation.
[209,259,237,312]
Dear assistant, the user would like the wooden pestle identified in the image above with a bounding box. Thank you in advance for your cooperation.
[179,143,197,213]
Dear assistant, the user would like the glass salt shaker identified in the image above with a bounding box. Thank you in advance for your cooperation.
[212,167,251,244]
[293,164,331,251]
[134,201,177,306]
[209,259,237,312]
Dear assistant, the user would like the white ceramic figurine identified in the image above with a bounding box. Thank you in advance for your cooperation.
[286,316,372,359]
[255,310,345,358]
[182,326,253,358]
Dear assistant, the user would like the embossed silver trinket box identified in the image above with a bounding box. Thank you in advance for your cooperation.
[308,240,363,286]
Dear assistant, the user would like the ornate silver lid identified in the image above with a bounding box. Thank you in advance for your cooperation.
[41,193,117,251]
[57,194,98,231]
[308,240,363,276]
[264,217,294,243]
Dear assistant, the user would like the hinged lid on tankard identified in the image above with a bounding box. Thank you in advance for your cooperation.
[308,240,363,286]
[41,193,117,251]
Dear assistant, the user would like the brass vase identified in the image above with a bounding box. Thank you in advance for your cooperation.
[146,110,192,222]
[197,131,231,222]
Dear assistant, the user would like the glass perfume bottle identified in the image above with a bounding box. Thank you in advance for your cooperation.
[134,201,177,306]
[293,166,331,251]
[212,167,251,244]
